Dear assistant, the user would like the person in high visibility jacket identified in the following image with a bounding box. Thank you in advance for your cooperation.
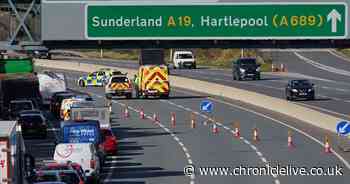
[133,74,140,97]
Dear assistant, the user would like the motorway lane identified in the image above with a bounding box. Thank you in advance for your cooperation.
[58,68,350,184]
[57,55,350,119]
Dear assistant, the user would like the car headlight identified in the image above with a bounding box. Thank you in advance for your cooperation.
[239,68,246,73]
[34,51,39,54]
[292,89,298,93]
[256,67,261,72]
[308,88,313,92]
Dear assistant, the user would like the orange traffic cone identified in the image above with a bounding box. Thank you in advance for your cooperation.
[124,106,129,119]
[253,128,260,142]
[171,112,176,128]
[281,63,286,72]
[212,123,219,134]
[288,130,295,148]
[139,108,145,119]
[191,113,196,129]
[153,113,159,123]
[233,122,240,138]
[324,136,332,153]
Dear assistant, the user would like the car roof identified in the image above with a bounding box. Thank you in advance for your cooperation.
[10,100,33,103]
[19,110,42,114]
[33,182,67,184]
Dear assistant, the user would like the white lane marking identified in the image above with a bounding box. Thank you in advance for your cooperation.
[207,97,350,170]
[106,156,118,159]
[295,102,350,120]
[295,52,350,77]
[108,99,195,184]
[161,100,279,182]
[105,160,118,164]
[261,157,268,163]
[328,49,350,63]
[256,151,263,157]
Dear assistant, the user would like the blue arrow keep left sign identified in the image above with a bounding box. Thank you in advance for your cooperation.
[336,121,350,136]
[200,100,213,113]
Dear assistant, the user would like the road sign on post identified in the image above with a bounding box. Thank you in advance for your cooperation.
[337,121,350,136]
[200,100,213,113]
[86,3,347,40]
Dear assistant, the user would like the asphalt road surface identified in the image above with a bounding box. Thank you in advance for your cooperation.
[58,50,350,120]
[24,67,350,184]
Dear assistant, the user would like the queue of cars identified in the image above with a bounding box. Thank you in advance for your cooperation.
[19,88,118,184]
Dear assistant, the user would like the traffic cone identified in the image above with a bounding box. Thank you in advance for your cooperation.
[324,135,332,153]
[191,113,196,129]
[233,122,240,138]
[288,130,295,148]
[153,113,159,123]
[171,112,176,128]
[139,108,145,119]
[281,63,285,72]
[212,123,219,134]
[253,128,259,142]
[124,106,129,119]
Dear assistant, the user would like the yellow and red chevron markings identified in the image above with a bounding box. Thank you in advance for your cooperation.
[140,66,169,93]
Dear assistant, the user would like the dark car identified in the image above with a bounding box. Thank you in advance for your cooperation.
[285,79,315,101]
[232,58,261,80]
[18,112,47,138]
[28,48,51,59]
[50,92,76,118]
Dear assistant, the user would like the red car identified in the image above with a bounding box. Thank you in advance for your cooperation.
[39,162,86,183]
[100,128,118,155]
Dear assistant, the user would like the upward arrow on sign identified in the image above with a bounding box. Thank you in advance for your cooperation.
[327,9,342,33]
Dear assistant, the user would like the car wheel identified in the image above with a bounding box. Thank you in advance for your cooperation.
[193,64,196,69]
[237,75,242,81]
[78,80,85,87]
[126,93,132,99]
[233,74,236,80]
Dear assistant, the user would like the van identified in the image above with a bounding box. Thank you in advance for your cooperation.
[173,51,196,69]
[60,98,95,120]
[54,143,100,182]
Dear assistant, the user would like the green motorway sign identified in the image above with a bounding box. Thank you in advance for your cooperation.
[86,3,347,39]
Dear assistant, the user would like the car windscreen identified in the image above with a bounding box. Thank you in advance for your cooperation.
[292,80,312,88]
[10,102,33,112]
[239,59,256,65]
[177,54,193,59]
[111,77,128,83]
[62,125,99,144]
[18,115,43,124]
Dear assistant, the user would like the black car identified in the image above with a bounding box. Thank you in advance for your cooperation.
[232,58,261,81]
[28,48,51,59]
[285,79,315,101]
[50,92,75,118]
[18,112,47,138]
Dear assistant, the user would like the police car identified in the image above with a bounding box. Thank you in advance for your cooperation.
[78,71,108,87]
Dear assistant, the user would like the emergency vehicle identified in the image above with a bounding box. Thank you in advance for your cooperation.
[105,73,133,99]
[134,49,170,98]
[77,71,108,87]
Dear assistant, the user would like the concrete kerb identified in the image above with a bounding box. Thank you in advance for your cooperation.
[34,59,344,133]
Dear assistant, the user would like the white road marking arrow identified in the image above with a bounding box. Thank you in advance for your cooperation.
[327,9,341,33]
[339,122,349,134]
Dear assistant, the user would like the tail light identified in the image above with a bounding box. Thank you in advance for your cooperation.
[90,159,96,169]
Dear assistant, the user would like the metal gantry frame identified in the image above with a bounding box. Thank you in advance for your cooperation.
[1,0,40,49]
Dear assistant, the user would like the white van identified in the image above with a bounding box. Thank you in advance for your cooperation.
[173,50,196,69]
[53,143,101,182]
